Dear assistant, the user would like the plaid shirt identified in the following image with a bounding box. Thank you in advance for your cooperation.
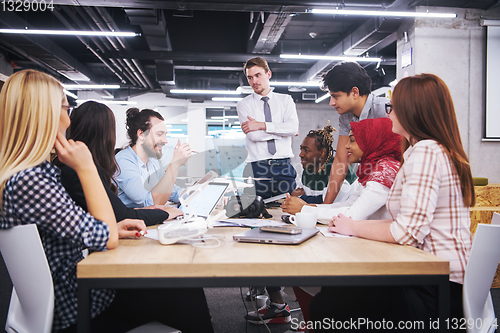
[388,140,472,284]
[0,161,114,331]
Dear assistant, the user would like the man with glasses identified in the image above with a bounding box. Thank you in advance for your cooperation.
[321,61,389,204]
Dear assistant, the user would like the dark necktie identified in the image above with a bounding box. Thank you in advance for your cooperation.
[261,96,276,155]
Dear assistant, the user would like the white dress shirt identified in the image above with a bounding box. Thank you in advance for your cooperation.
[237,91,299,162]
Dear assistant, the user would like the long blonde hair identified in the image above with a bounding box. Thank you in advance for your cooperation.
[0,69,63,208]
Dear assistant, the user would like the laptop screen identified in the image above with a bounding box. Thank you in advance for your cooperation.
[179,182,228,217]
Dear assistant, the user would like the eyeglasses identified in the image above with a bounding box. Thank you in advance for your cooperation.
[61,105,73,114]
[385,103,393,114]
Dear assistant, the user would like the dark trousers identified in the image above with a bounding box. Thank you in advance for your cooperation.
[244,159,296,199]
[309,282,464,332]
[300,194,324,204]
[293,286,316,333]
[58,288,214,333]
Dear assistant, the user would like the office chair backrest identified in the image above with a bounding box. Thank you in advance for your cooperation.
[463,222,500,333]
[0,224,54,333]
[491,212,500,226]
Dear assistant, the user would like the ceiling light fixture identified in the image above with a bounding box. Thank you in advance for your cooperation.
[307,8,456,18]
[315,93,330,104]
[60,70,91,82]
[0,28,139,37]
[64,84,120,90]
[76,99,137,105]
[171,89,241,95]
[236,86,254,94]
[212,97,244,102]
[389,79,398,87]
[63,89,78,100]
[270,81,321,87]
[168,134,188,138]
[280,54,381,62]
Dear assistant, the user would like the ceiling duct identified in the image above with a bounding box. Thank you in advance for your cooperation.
[0,11,98,84]
[252,12,293,54]
[156,61,175,85]
[302,93,317,101]
[125,8,175,93]
[300,17,401,82]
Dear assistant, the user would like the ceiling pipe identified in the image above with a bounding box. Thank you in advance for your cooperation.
[80,6,148,88]
[95,6,155,90]
[53,8,126,85]
[115,58,142,86]
[0,39,62,79]
[131,58,155,90]
[123,58,148,88]
[79,7,140,86]
[42,0,400,13]
[108,58,139,86]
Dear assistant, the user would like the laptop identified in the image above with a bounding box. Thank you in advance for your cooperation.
[178,182,228,217]
[233,227,319,245]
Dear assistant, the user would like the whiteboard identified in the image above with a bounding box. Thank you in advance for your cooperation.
[485,25,500,139]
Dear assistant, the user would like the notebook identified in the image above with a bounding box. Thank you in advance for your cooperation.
[179,182,228,217]
[233,227,319,245]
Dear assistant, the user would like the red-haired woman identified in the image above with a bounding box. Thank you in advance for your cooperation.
[310,74,473,332]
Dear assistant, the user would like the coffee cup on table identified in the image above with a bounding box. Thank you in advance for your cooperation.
[289,212,317,229]
[256,295,268,308]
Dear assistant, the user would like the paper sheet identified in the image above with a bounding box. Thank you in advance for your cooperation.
[317,227,352,238]
[144,229,158,240]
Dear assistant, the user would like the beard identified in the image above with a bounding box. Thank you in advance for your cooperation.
[252,84,265,95]
[143,140,163,159]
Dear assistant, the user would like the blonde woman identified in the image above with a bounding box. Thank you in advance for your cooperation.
[0,70,213,333]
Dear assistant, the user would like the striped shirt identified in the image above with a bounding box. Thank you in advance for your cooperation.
[388,140,471,284]
[0,161,114,331]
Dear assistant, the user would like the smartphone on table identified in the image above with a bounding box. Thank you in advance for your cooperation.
[259,225,303,235]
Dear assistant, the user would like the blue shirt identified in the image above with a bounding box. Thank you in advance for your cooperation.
[0,161,113,331]
[115,146,183,208]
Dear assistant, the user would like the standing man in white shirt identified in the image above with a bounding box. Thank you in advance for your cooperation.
[237,57,299,200]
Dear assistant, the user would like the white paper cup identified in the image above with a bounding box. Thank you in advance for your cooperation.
[256,295,268,308]
[290,212,317,229]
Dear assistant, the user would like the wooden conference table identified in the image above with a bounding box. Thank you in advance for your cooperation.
[77,212,450,332]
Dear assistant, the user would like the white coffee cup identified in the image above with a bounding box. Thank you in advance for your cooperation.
[256,295,268,308]
[290,212,317,229]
